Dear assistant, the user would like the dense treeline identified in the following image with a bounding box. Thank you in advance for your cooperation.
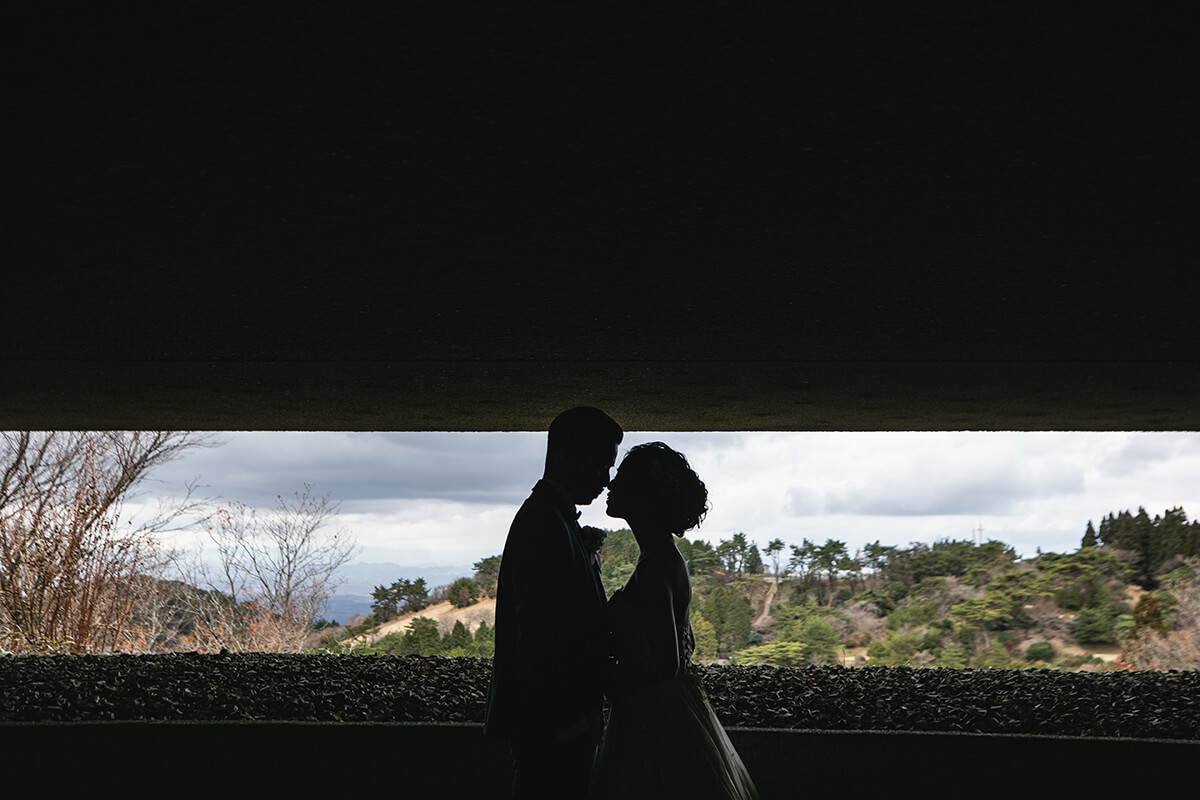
[1090,506,1200,586]
[332,506,1200,671]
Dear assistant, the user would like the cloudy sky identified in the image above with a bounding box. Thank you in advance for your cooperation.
[124,430,1200,575]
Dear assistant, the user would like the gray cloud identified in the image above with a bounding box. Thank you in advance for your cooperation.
[788,457,1086,517]
[1099,432,1200,478]
[144,432,547,509]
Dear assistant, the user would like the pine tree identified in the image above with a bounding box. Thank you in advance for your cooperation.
[744,544,764,576]
[472,555,501,597]
[764,538,787,585]
[447,577,480,608]
[798,617,840,665]
[1081,521,1098,549]
[402,616,442,655]
[446,619,472,651]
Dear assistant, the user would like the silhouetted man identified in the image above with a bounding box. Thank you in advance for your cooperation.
[484,406,623,799]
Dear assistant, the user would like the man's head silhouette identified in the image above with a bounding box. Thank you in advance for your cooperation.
[543,406,624,505]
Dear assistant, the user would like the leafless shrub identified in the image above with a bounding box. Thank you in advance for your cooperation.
[173,484,358,653]
[0,432,213,653]
[1121,575,1200,670]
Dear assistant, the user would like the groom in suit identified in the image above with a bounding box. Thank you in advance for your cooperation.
[485,406,623,798]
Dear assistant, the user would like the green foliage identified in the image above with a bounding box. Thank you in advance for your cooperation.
[867,630,924,666]
[472,555,501,598]
[599,528,639,598]
[744,543,764,576]
[444,619,472,650]
[1073,606,1117,645]
[763,538,787,581]
[473,630,494,657]
[1025,641,1057,662]
[691,611,718,661]
[1127,592,1170,639]
[937,644,967,668]
[713,532,760,578]
[1096,506,1200,583]
[853,588,899,613]
[972,640,1012,668]
[885,539,1017,587]
[677,537,720,576]
[447,577,480,608]
[796,617,840,665]
[886,597,939,631]
[1038,548,1129,604]
[949,597,1010,642]
[1081,521,1099,549]
[702,585,752,656]
[335,516,1197,670]
[401,616,443,655]
[921,628,945,651]
[370,577,430,622]
[734,641,811,667]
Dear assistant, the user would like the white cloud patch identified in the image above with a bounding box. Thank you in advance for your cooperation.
[122,429,1200,567]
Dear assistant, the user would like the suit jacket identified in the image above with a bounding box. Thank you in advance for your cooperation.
[484,479,610,744]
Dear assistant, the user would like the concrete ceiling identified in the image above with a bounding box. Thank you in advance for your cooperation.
[6,6,1197,431]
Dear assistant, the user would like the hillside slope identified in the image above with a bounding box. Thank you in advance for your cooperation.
[344,598,497,647]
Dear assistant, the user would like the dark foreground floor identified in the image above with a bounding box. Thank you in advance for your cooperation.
[3,654,1197,797]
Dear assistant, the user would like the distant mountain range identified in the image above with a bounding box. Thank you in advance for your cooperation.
[322,561,476,624]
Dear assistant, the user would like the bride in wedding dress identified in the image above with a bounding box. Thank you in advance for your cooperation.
[590,441,759,800]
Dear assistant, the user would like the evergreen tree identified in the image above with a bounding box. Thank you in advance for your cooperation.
[444,619,473,652]
[703,586,752,655]
[400,616,442,655]
[1081,521,1098,549]
[862,540,899,583]
[472,619,496,657]
[370,584,399,622]
[788,540,818,599]
[1073,606,1117,645]
[813,539,848,599]
[716,539,740,575]
[1025,641,1057,663]
[678,537,720,576]
[369,577,430,620]
[472,555,501,598]
[447,577,480,608]
[798,617,840,665]
[764,538,787,585]
[1128,593,1169,639]
[744,544,764,576]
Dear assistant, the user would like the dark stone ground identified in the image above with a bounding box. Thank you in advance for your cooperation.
[3,653,1197,740]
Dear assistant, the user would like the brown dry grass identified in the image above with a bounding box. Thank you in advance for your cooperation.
[344,597,497,647]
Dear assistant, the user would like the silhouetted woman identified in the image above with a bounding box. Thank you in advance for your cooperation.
[591,442,760,799]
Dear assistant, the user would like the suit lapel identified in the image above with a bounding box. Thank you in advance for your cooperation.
[535,479,607,607]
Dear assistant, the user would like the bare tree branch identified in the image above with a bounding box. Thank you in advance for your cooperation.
[178,484,359,653]
[0,431,214,653]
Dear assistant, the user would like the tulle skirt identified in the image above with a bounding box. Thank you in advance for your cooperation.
[590,670,760,799]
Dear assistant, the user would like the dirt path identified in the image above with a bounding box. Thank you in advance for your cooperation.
[753,578,778,629]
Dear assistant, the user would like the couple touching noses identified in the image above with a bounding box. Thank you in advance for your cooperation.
[484,407,759,800]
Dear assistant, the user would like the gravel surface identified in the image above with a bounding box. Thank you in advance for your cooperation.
[2,653,1198,740]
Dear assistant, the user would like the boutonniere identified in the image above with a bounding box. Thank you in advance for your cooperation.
[579,525,607,557]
